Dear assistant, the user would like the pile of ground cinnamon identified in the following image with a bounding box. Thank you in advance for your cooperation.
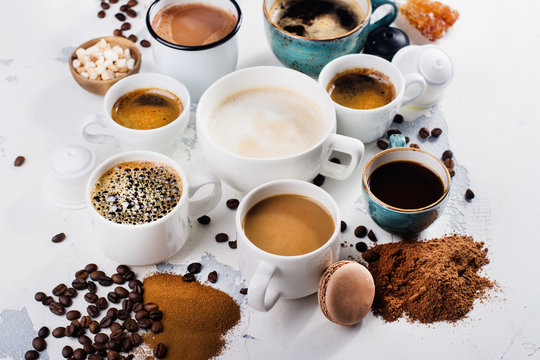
[142,273,241,359]
[363,234,494,323]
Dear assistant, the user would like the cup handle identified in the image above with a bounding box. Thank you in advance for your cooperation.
[401,73,427,107]
[319,134,365,180]
[187,171,222,218]
[370,0,398,30]
[80,114,116,145]
[248,261,281,312]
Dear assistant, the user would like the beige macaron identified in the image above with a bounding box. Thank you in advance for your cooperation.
[318,260,375,326]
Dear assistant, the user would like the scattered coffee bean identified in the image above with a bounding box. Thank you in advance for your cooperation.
[59,295,72,307]
[72,278,88,290]
[38,326,50,338]
[133,302,143,313]
[208,271,218,283]
[109,0,119,3]
[85,292,98,303]
[126,9,137,17]
[111,273,125,284]
[354,225,367,238]
[49,301,65,315]
[87,305,100,318]
[393,114,404,123]
[183,273,195,282]
[128,279,141,289]
[110,329,124,342]
[340,220,347,232]
[127,0,138,6]
[98,275,113,287]
[84,344,96,356]
[215,233,229,243]
[122,299,133,313]
[98,10,106,18]
[431,128,443,137]
[363,251,380,263]
[115,12,126,21]
[151,321,163,334]
[124,271,136,281]
[52,232,66,243]
[444,158,455,169]
[75,270,88,280]
[62,345,74,358]
[367,230,377,242]
[100,316,114,328]
[144,303,158,312]
[409,143,420,149]
[67,310,81,320]
[42,296,53,306]
[355,241,368,252]
[138,318,152,329]
[96,297,108,310]
[387,129,401,137]
[149,310,163,321]
[73,348,86,360]
[187,262,202,274]
[465,189,475,201]
[226,198,240,209]
[100,1,110,9]
[120,4,128,11]
[81,316,91,328]
[130,332,142,346]
[128,34,137,43]
[128,291,142,303]
[113,286,128,299]
[64,324,75,337]
[34,292,46,302]
[312,174,325,186]
[32,337,46,351]
[154,343,167,358]
[228,240,237,249]
[95,333,109,345]
[121,22,131,31]
[124,318,138,332]
[53,283,67,296]
[330,157,341,164]
[140,40,151,48]
[448,168,455,177]
[442,149,453,160]
[240,288,248,295]
[418,127,430,139]
[107,351,120,360]
[85,263,98,273]
[88,281,98,293]
[52,327,66,338]
[25,350,39,360]
[197,215,211,225]
[64,288,78,298]
[135,310,148,321]
[377,140,389,150]
[79,335,92,345]
[132,283,143,295]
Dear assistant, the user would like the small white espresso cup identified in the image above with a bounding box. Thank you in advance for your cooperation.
[319,54,427,143]
[236,179,341,312]
[80,73,191,156]
[145,0,242,100]
[196,66,365,193]
[86,150,222,266]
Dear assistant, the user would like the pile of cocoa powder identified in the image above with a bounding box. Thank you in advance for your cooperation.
[363,234,494,323]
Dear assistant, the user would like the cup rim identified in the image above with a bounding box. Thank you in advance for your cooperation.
[85,150,187,229]
[262,0,370,42]
[236,179,341,260]
[196,65,336,162]
[103,72,191,134]
[146,0,243,51]
[362,147,451,213]
[319,53,405,114]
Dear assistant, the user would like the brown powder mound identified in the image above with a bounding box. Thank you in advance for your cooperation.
[363,234,494,323]
[143,273,241,360]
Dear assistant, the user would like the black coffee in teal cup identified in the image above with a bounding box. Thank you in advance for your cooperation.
[263,0,398,77]
[362,135,451,236]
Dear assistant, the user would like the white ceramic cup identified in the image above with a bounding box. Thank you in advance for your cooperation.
[80,73,191,156]
[236,179,341,312]
[86,150,222,266]
[145,0,242,100]
[196,66,365,193]
[318,54,427,143]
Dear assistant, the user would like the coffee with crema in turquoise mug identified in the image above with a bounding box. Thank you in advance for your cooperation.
[263,0,398,77]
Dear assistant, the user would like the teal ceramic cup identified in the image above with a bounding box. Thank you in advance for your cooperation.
[362,135,451,236]
[263,0,398,77]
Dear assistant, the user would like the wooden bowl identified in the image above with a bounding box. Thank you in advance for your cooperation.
[69,36,142,96]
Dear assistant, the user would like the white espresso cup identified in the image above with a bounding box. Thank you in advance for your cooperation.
[196,66,365,193]
[319,54,427,143]
[86,150,222,266]
[145,0,242,100]
[80,73,191,156]
[237,179,341,312]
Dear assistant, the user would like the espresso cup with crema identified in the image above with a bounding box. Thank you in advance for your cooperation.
[80,72,191,156]
[196,66,365,193]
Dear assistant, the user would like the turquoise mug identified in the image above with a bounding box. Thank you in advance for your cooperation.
[362,135,451,236]
[263,0,398,77]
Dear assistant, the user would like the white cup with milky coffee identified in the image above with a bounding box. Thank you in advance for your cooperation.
[196,66,365,193]
[86,150,222,266]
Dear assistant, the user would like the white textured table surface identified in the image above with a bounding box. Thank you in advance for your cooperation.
[1,0,540,359]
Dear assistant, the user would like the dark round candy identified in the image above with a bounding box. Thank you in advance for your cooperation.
[363,27,410,61]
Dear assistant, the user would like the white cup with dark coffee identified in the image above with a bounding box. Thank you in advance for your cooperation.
[86,150,222,266]
[146,0,242,100]
[196,66,365,193]
[80,72,191,156]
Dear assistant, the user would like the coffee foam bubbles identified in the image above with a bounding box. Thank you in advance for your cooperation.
[208,88,327,159]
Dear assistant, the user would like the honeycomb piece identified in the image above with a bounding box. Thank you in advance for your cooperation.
[399,0,459,41]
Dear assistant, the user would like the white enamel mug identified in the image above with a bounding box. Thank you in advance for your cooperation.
[145,0,242,100]
[236,179,341,312]
[196,66,365,193]
[80,73,191,156]
[319,54,427,143]
[86,150,222,266]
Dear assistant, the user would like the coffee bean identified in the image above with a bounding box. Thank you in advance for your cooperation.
[228,240,237,249]
[215,233,228,243]
[122,299,133,313]
[197,215,211,224]
[130,332,142,346]
[449,168,455,177]
[409,143,420,149]
[110,329,124,342]
[84,263,97,273]
[149,310,163,321]
[100,1,110,9]
[363,251,380,263]
[85,292,98,303]
[340,221,347,232]
[113,264,128,275]
[107,339,123,351]
[53,283,68,296]
[14,156,25,166]
[140,40,151,48]
[465,189,475,201]
[418,127,430,139]
[128,291,141,303]
[100,316,113,328]
[134,310,148,321]
[32,337,46,351]
[110,322,123,332]
[107,351,120,360]
[240,288,248,295]
[128,279,141,289]
[73,348,86,360]
[38,326,50,338]
[127,0,138,6]
[183,273,195,282]
[387,129,401,137]
[52,326,66,338]
[34,292,46,302]
[444,158,455,169]
[431,128,443,137]
[67,310,81,320]
[62,345,74,358]
[226,198,239,209]
[124,271,136,281]
[151,321,163,334]
[95,333,109,345]
[121,22,131,31]
[133,302,143,313]
[59,294,73,307]
[87,305,100,318]
[75,270,89,280]
[96,297,108,310]
[126,9,137,17]
[442,149,453,160]
[81,315,91,328]
[98,276,113,287]
[208,270,218,283]
[72,278,88,290]
[64,288,78,298]
[124,318,138,332]
[52,232,66,243]
[83,343,95,355]
[98,10,106,18]
[49,301,65,315]
[25,350,39,360]
[355,241,368,252]
[42,296,53,305]
[115,12,126,21]
[354,225,367,238]
[65,324,75,337]
[144,303,158,312]
[79,335,92,345]
[377,140,389,150]
[89,320,100,334]
[111,274,125,285]
[186,263,202,275]
[109,0,118,3]
[107,292,120,303]
[393,114,404,123]
[154,343,168,358]
[113,286,128,298]
[312,174,325,186]
[367,230,377,242]
[138,318,152,329]
[117,309,129,321]
[105,308,117,319]
[120,4,128,11]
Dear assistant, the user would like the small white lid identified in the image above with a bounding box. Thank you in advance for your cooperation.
[418,45,453,86]
[50,144,95,178]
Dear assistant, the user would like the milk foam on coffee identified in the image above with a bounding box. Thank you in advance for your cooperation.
[208,87,326,159]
